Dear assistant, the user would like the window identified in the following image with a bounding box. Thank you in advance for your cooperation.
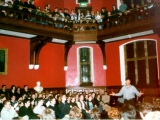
[77,47,94,86]
[123,40,158,86]
[0,48,8,75]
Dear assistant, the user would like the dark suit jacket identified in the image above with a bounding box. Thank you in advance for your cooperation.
[0,90,8,98]
[58,102,70,118]
[19,106,39,119]
[49,104,63,119]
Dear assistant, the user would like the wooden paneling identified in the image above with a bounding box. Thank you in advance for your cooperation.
[66,86,106,94]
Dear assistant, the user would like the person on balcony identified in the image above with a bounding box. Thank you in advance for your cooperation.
[52,7,59,18]
[101,7,108,21]
[23,0,31,12]
[119,0,128,13]
[13,0,23,10]
[111,5,121,18]
[85,10,91,20]
[76,8,81,21]
[70,9,77,21]
[30,0,36,13]
[95,10,103,29]
[59,8,65,19]
[64,8,71,20]
[23,0,31,20]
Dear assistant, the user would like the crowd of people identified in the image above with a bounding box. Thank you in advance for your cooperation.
[0,82,159,120]
[0,0,159,30]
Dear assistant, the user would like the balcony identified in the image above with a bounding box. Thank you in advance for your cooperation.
[0,3,160,43]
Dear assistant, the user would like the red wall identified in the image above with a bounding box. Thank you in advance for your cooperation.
[105,34,160,86]
[66,44,106,86]
[1,34,160,88]
[32,0,117,13]
[0,35,65,89]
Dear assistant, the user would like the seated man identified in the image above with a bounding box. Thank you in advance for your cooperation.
[49,97,63,119]
[10,95,18,108]
[138,102,153,119]
[144,111,160,120]
[102,91,110,104]
[19,99,42,119]
[77,94,91,119]
[33,97,45,115]
[0,95,6,112]
[0,85,8,98]
[1,100,18,120]
[101,93,111,112]
[58,94,71,118]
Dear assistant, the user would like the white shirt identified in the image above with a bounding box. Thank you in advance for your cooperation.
[33,105,45,115]
[1,107,18,120]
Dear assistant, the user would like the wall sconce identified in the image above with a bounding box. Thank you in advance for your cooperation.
[64,66,68,71]
[103,65,107,70]
[29,64,39,70]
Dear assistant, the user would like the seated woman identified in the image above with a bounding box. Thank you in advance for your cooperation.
[95,10,103,29]
[42,107,55,120]
[108,107,120,119]
[69,106,83,119]
[34,81,43,94]
[90,107,101,119]
[70,9,77,21]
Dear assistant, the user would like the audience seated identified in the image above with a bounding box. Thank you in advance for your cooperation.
[58,94,71,118]
[0,95,6,112]
[0,0,158,33]
[90,107,101,119]
[22,85,31,97]
[0,85,8,99]
[0,83,159,120]
[15,87,22,100]
[48,96,62,119]
[101,7,108,21]
[120,104,137,120]
[144,111,160,120]
[33,97,45,115]
[1,100,18,120]
[19,98,41,119]
[138,102,153,119]
[69,106,83,119]
[119,0,128,13]
[42,107,55,120]
[10,95,18,108]
[9,85,16,99]
[86,94,95,110]
[108,107,120,119]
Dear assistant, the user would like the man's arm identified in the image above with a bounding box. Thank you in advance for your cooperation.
[110,86,125,97]
[132,86,144,97]
[114,86,125,96]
